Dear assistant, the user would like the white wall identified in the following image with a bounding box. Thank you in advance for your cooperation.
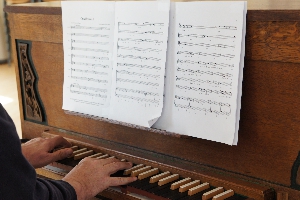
[0,1,9,62]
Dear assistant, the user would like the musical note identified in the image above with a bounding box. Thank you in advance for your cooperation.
[177,51,235,59]
[174,102,231,116]
[175,95,230,107]
[70,90,107,98]
[117,63,161,70]
[177,59,234,68]
[177,67,232,79]
[71,40,109,45]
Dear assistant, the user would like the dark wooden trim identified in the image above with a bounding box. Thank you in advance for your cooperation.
[4,5,61,15]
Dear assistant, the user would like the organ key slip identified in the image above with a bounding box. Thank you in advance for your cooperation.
[4,0,300,199]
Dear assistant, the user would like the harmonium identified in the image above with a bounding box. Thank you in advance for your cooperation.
[4,0,300,199]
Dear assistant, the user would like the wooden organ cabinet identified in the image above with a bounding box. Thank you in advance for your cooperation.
[4,1,300,199]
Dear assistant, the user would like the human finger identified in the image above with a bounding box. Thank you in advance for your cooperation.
[104,161,133,175]
[50,148,74,162]
[108,176,137,187]
[97,157,120,166]
[47,136,72,150]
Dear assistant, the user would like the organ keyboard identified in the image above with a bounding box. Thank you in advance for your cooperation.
[5,1,300,199]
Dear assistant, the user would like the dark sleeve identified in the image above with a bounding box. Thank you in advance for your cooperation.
[0,103,77,200]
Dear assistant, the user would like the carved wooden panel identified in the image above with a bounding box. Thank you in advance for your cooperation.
[17,41,46,123]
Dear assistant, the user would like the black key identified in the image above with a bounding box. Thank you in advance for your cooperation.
[225,194,248,200]
[178,187,211,200]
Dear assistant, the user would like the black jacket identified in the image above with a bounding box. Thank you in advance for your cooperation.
[0,103,76,199]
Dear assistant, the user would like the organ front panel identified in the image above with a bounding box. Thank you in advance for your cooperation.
[4,1,300,199]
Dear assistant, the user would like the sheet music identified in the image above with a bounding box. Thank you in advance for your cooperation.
[109,1,170,127]
[153,1,246,145]
[62,1,115,116]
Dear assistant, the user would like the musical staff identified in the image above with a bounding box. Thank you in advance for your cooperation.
[71,54,109,60]
[71,25,110,30]
[119,22,164,27]
[117,70,160,78]
[71,68,108,76]
[118,30,163,35]
[71,76,108,83]
[175,85,232,96]
[176,76,232,87]
[178,33,236,40]
[70,33,109,38]
[177,51,235,59]
[178,41,235,49]
[116,78,159,87]
[70,90,107,99]
[71,62,109,68]
[70,84,108,93]
[118,38,163,44]
[118,45,161,52]
[115,94,159,104]
[117,54,161,61]
[71,47,109,53]
[116,87,159,97]
[117,63,161,70]
[174,102,231,116]
[179,23,237,30]
[175,95,230,107]
[177,67,232,79]
[177,59,234,69]
[71,40,109,45]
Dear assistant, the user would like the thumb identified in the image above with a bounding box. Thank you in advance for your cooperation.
[52,148,73,161]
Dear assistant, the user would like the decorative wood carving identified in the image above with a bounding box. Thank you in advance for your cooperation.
[17,41,45,123]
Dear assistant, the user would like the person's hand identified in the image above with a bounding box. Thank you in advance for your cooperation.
[21,136,73,168]
[63,157,137,200]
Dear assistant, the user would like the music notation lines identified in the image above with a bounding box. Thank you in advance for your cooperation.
[116,87,159,97]
[70,25,110,30]
[178,33,236,40]
[71,40,109,45]
[177,59,234,68]
[175,85,232,96]
[71,54,109,60]
[177,51,235,59]
[117,70,160,78]
[178,41,235,49]
[118,38,163,44]
[115,94,159,104]
[70,83,107,93]
[71,33,109,38]
[174,102,231,116]
[71,61,109,68]
[117,54,161,61]
[176,76,232,87]
[71,47,109,53]
[71,76,108,83]
[70,90,107,99]
[175,95,230,107]
[179,23,237,30]
[177,67,232,79]
[71,68,108,76]
[118,30,163,35]
[118,45,161,52]
[116,78,159,87]
[119,22,164,27]
[117,63,161,70]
